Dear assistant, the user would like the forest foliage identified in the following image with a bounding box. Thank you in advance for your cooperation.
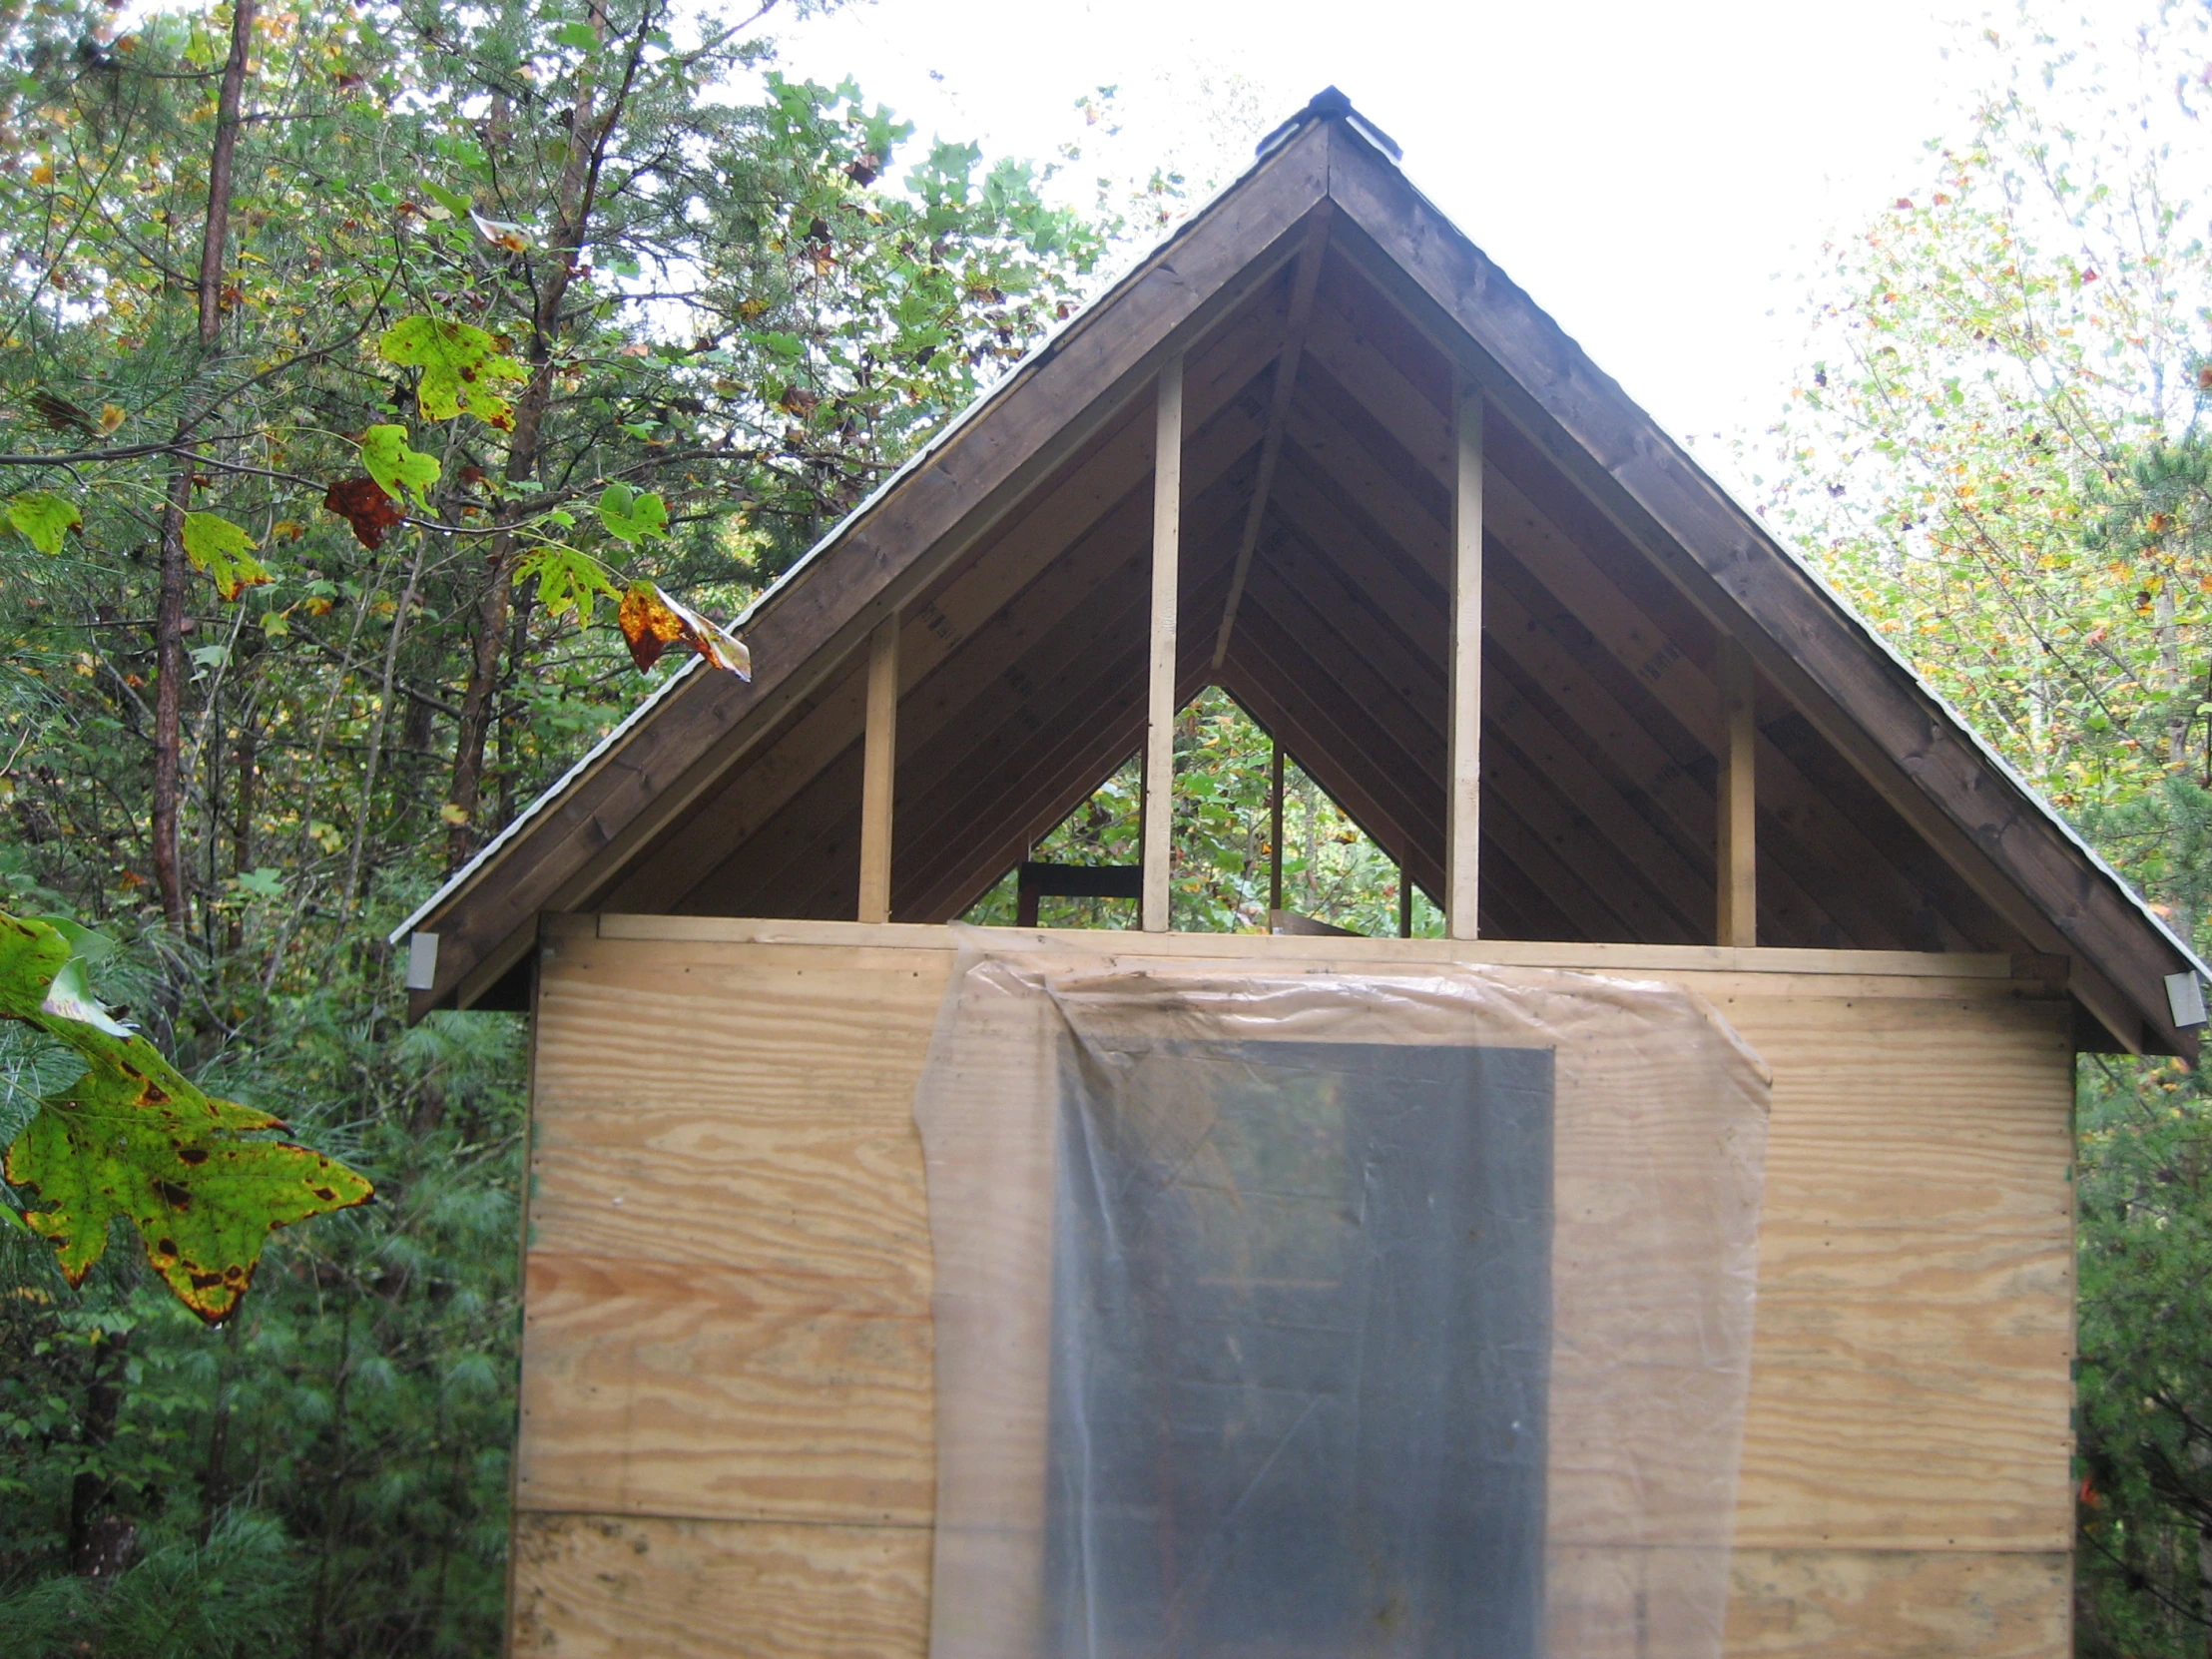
[3,0,2212,1652]
[0,0,1106,1647]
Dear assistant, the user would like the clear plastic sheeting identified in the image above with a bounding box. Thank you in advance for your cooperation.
[914,940,1770,1659]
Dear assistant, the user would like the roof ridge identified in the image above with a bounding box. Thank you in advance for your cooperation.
[1256,85,1402,164]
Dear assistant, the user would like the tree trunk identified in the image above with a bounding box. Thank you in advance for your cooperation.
[446,0,644,868]
[68,1327,133,1577]
[152,464,194,938]
[151,0,257,935]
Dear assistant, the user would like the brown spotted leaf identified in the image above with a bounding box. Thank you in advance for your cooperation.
[0,911,372,1322]
[617,581,751,678]
[323,476,404,549]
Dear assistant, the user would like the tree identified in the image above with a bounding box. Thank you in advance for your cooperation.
[0,0,1108,1647]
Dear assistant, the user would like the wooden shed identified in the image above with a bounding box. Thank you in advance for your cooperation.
[397,91,2211,1658]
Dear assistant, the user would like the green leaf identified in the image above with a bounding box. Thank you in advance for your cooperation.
[181,512,272,601]
[420,180,472,218]
[595,481,668,544]
[514,543,620,625]
[552,20,599,50]
[359,423,440,506]
[376,315,529,428]
[0,910,372,1322]
[6,490,81,556]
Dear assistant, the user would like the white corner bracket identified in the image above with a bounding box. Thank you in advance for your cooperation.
[2165,970,2207,1030]
[405,932,440,993]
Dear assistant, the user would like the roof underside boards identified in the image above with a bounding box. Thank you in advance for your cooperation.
[403,107,2205,1056]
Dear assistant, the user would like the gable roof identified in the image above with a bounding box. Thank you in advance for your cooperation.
[393,90,2210,1055]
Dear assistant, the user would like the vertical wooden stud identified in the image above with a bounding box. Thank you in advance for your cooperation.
[1398,861,1414,938]
[1268,739,1285,919]
[1142,354,1184,933]
[1445,378,1483,939]
[1716,638,1758,947]
[856,615,898,924]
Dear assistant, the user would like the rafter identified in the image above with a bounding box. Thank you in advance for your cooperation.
[1210,208,1333,668]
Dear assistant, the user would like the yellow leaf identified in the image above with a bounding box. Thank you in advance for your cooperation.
[97,403,124,434]
[30,163,54,186]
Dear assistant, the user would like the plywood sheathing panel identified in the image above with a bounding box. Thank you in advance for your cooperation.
[511,1512,930,1659]
[516,923,2074,1658]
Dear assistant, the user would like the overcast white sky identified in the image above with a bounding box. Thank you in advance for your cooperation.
[761,0,2179,486]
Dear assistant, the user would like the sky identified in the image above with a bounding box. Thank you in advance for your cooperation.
[760,0,2176,492]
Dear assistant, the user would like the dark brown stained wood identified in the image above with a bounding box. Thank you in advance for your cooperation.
[1253,461,1736,941]
[409,109,2191,1055]
[804,532,1232,926]
[893,520,1258,924]
[1486,549,1921,951]
[1213,206,1332,667]
[1446,377,1483,937]
[1479,787,1642,941]
[1482,721,1708,943]
[592,298,1294,918]
[407,131,1336,1011]
[867,473,1253,922]
[621,382,1275,918]
[1230,593,1444,865]
[1286,330,2023,957]
[1214,657,1563,939]
[1238,515,1713,942]
[1480,575,1853,947]
[1318,129,2192,1051]
[898,269,1300,628]
[1302,249,2048,957]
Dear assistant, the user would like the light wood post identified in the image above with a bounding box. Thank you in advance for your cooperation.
[1142,354,1184,933]
[857,615,898,924]
[1268,739,1285,919]
[1717,638,1758,947]
[1445,378,1483,939]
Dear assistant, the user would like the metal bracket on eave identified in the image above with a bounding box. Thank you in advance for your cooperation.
[2167,970,2208,1030]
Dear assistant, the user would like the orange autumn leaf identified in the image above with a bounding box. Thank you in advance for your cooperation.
[617,582,751,678]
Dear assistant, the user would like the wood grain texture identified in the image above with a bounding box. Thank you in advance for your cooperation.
[515,925,2075,1655]
[856,617,898,923]
[1142,353,1182,931]
[511,1512,928,1659]
[1724,1548,2068,1657]
[516,1254,933,1524]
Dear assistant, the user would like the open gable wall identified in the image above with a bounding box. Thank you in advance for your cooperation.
[579,221,2045,956]
[399,107,2207,1054]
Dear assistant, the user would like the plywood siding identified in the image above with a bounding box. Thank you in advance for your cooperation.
[516,922,2075,1657]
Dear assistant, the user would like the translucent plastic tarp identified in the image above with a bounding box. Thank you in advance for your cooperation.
[914,943,1770,1659]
